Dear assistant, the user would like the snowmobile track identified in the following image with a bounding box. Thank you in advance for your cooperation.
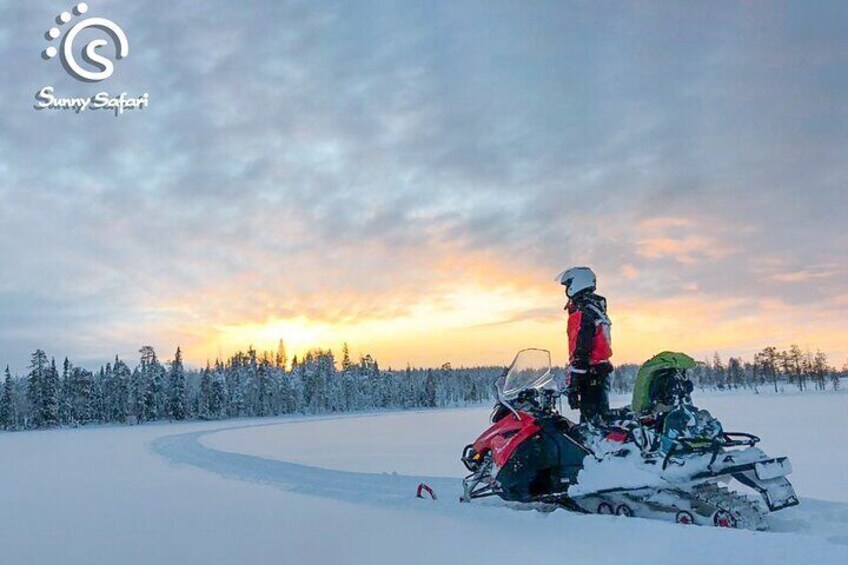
[691,483,767,530]
[150,419,461,508]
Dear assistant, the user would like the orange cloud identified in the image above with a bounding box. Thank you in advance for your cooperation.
[162,277,848,371]
[635,216,738,264]
[138,218,847,370]
[769,270,838,283]
[619,264,639,280]
[637,217,693,231]
[637,235,735,263]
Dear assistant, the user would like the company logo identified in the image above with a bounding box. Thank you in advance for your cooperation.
[36,3,148,116]
[43,3,129,82]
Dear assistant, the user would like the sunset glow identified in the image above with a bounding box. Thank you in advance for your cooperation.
[182,280,848,370]
[1,2,846,372]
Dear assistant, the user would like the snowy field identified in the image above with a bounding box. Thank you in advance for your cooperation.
[1,392,847,564]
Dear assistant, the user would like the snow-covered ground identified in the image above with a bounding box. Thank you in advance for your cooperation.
[1,392,847,564]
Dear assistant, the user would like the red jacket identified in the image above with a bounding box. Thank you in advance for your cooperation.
[567,292,612,372]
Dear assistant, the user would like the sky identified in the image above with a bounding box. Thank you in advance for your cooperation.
[0,1,846,372]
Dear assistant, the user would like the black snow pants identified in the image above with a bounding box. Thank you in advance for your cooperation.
[576,364,611,423]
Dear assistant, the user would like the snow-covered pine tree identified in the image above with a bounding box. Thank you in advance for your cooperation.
[784,345,805,391]
[90,367,106,422]
[323,350,344,412]
[129,366,147,424]
[40,358,61,428]
[301,350,336,413]
[812,350,828,391]
[341,343,353,372]
[25,351,60,428]
[275,339,288,370]
[361,354,384,407]
[137,346,165,421]
[340,361,358,412]
[756,346,780,393]
[727,357,743,390]
[423,367,437,407]
[111,357,131,423]
[225,360,244,418]
[68,367,94,425]
[167,347,187,420]
[255,361,277,417]
[60,357,72,425]
[26,350,48,428]
[0,366,15,430]
[198,365,213,420]
[210,367,226,418]
[100,362,114,421]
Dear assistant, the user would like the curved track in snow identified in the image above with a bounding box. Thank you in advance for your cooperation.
[151,418,462,508]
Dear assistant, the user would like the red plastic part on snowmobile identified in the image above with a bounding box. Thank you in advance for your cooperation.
[606,429,628,443]
[471,412,541,468]
[416,483,437,500]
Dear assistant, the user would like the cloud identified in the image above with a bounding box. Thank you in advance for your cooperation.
[0,1,846,369]
[631,215,741,265]
[769,269,840,283]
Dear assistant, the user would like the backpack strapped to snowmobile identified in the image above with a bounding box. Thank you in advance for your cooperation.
[632,351,697,416]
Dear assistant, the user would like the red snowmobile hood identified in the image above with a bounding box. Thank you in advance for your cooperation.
[472,412,540,468]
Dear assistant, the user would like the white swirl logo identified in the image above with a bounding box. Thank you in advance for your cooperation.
[42,3,129,82]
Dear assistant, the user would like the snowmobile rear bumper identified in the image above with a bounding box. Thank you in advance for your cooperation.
[732,470,799,511]
[688,453,798,512]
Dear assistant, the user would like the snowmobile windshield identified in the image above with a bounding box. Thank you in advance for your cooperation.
[499,349,553,400]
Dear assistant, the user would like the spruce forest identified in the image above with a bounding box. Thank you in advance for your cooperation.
[1,342,844,431]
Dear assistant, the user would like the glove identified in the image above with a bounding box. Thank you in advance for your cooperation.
[567,389,580,410]
[565,365,585,410]
[570,360,590,374]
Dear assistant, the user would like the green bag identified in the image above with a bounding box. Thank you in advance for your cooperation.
[631,351,696,414]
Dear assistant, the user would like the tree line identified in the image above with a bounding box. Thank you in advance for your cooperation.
[0,342,500,431]
[1,342,844,431]
[610,345,846,395]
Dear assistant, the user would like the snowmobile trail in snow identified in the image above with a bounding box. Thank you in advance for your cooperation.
[151,416,463,508]
[4,405,846,565]
[150,412,848,546]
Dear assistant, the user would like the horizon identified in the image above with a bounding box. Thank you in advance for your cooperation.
[2,336,843,376]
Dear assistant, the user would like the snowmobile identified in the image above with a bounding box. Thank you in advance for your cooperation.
[459,349,799,530]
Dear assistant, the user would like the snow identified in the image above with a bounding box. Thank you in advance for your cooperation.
[568,446,672,496]
[1,392,847,564]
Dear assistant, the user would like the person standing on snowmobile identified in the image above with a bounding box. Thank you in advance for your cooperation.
[555,267,613,422]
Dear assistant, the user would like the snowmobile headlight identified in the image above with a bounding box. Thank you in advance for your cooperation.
[462,445,484,472]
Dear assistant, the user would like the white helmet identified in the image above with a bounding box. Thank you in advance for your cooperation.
[555,267,596,298]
